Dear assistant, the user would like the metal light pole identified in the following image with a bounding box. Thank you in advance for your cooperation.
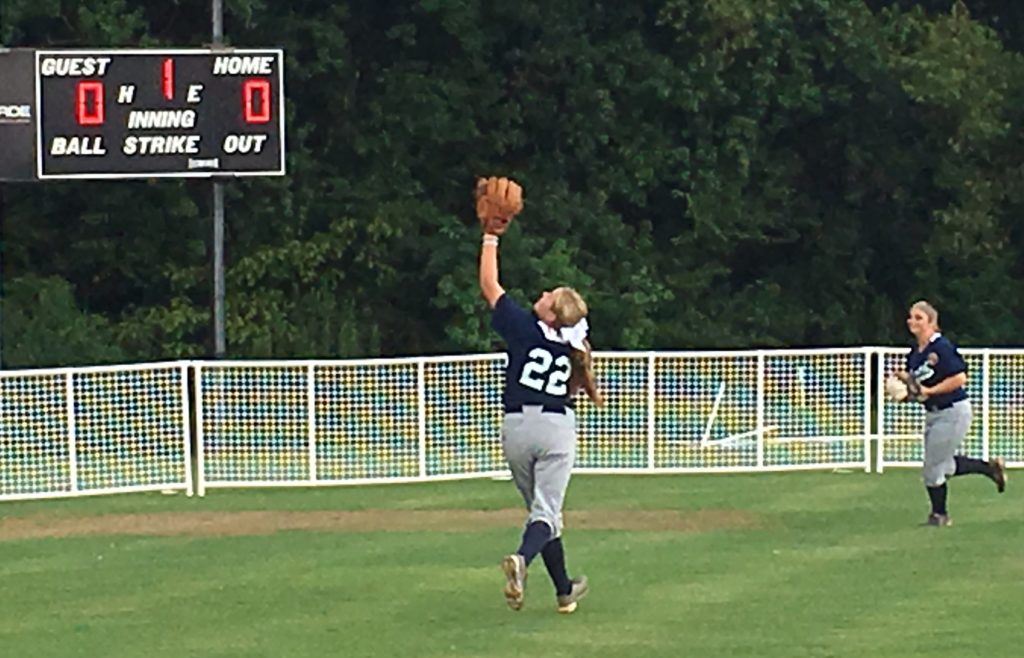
[211,0,226,358]
[0,185,5,368]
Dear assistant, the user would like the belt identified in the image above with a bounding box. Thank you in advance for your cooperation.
[504,404,573,414]
[925,400,957,412]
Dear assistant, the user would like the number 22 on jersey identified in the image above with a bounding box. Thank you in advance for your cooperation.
[518,347,571,396]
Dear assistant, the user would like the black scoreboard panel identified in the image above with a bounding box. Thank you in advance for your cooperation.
[36,49,285,179]
[0,49,37,181]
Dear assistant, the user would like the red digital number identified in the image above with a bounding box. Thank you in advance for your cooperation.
[162,58,174,100]
[243,78,271,124]
[76,81,105,126]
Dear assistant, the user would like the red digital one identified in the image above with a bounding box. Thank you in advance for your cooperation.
[162,58,174,100]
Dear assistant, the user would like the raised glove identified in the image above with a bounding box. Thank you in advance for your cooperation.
[475,176,523,236]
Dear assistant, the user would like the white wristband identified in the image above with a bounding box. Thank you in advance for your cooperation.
[482,235,499,247]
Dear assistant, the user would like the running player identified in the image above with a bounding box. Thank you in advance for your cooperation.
[478,225,603,613]
[901,300,1007,526]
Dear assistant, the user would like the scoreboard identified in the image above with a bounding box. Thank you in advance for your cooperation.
[36,49,285,179]
[0,48,286,180]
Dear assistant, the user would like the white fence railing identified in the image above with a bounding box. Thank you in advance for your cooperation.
[2,349,1022,500]
[0,362,192,501]
[194,349,874,494]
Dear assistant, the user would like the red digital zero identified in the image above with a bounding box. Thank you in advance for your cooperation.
[75,81,104,125]
[243,78,271,124]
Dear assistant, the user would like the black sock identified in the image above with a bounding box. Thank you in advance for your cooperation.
[516,521,552,566]
[926,484,948,515]
[953,455,993,478]
[541,537,573,596]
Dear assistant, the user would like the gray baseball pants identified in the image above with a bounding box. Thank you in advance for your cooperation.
[501,406,577,538]
[922,400,972,487]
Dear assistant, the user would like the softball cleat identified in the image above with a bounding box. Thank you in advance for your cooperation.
[991,456,1008,493]
[556,575,589,614]
[501,554,526,611]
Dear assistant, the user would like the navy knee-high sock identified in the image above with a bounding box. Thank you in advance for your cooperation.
[516,521,552,565]
[926,484,948,515]
[953,455,993,479]
[541,537,572,596]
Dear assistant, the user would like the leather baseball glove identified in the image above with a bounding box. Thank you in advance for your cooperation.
[884,375,909,402]
[888,371,926,402]
[475,176,523,235]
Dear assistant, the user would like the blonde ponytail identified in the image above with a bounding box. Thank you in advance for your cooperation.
[569,339,603,407]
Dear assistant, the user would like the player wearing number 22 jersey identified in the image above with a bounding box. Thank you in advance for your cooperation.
[478,220,603,614]
[493,295,575,412]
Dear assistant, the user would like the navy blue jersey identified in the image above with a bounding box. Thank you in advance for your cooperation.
[906,334,968,409]
[492,294,574,411]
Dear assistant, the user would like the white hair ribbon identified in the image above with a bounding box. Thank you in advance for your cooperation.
[537,317,590,350]
[560,318,589,351]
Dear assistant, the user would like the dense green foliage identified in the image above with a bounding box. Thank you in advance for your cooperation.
[3,0,1024,366]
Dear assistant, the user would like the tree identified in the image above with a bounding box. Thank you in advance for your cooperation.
[5,0,1024,366]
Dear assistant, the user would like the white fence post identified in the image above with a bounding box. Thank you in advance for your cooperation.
[982,350,991,462]
[418,359,427,479]
[65,372,79,493]
[875,349,886,474]
[756,351,765,470]
[181,363,195,497]
[307,364,317,484]
[647,352,656,472]
[862,348,872,473]
[194,365,207,497]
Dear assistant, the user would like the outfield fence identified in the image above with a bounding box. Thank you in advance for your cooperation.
[0,362,192,501]
[2,348,1022,500]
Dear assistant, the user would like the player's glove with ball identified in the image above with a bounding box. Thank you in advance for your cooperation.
[887,371,926,403]
[884,375,909,402]
[476,176,523,236]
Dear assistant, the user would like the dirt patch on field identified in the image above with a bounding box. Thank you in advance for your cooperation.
[0,508,760,542]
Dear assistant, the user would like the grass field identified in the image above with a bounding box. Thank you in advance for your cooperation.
[0,470,1020,657]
